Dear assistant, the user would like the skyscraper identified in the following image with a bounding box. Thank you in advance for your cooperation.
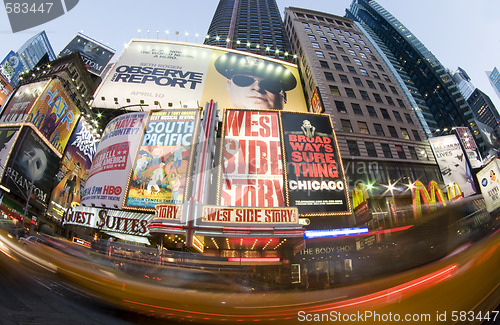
[487,67,500,102]
[346,0,480,147]
[16,31,56,74]
[204,0,292,61]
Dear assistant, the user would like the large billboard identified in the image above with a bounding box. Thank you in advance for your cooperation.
[0,74,13,107]
[124,109,200,211]
[0,80,49,125]
[429,135,476,197]
[217,109,351,217]
[59,33,115,76]
[47,118,99,220]
[455,127,482,169]
[81,112,148,208]
[0,127,19,171]
[91,40,308,112]
[24,79,81,154]
[476,159,500,212]
[0,51,24,87]
[1,128,60,210]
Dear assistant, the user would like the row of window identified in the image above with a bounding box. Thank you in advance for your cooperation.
[347,140,425,161]
[296,14,353,29]
[340,118,421,141]
[331,86,405,109]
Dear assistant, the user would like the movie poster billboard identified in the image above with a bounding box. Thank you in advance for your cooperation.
[476,159,500,212]
[47,119,99,220]
[0,80,48,125]
[0,127,19,172]
[0,51,24,87]
[81,112,148,208]
[218,110,284,207]
[91,40,307,112]
[24,79,81,154]
[282,112,350,216]
[429,135,476,197]
[1,128,60,210]
[124,109,200,211]
[0,75,13,107]
[455,127,482,169]
[59,33,115,76]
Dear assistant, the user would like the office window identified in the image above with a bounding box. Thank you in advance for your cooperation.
[360,90,370,100]
[335,100,347,113]
[349,37,356,42]
[367,105,377,117]
[378,83,388,92]
[359,52,367,59]
[315,50,324,57]
[405,113,414,124]
[364,47,372,53]
[325,44,333,50]
[325,26,332,31]
[386,96,395,106]
[395,145,406,159]
[381,143,393,158]
[412,130,421,141]
[327,31,335,37]
[352,103,363,115]
[324,72,335,81]
[346,88,356,98]
[365,61,374,68]
[373,93,383,103]
[353,77,363,87]
[409,146,418,160]
[393,111,403,122]
[376,64,384,71]
[374,123,385,136]
[358,121,369,134]
[353,58,362,66]
[334,63,343,71]
[347,65,357,74]
[388,125,398,138]
[305,28,312,33]
[383,74,391,82]
[397,99,406,108]
[353,44,361,50]
[339,74,350,84]
[372,71,380,79]
[308,34,317,40]
[343,41,351,48]
[341,119,353,132]
[358,39,365,45]
[302,22,310,27]
[320,60,329,68]
[365,142,377,157]
[337,46,345,53]
[329,53,338,60]
[366,80,375,89]
[313,24,320,28]
[312,42,320,48]
[347,140,361,156]
[338,34,346,40]
[348,49,356,56]
[341,55,350,63]
[389,85,399,95]
[320,36,328,43]
[359,68,368,76]
[332,39,340,45]
[317,30,325,35]
[401,128,410,140]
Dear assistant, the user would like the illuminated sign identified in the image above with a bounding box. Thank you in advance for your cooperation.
[201,206,299,226]
[228,257,280,263]
[72,237,91,248]
[411,180,447,218]
[155,204,183,222]
[304,227,369,239]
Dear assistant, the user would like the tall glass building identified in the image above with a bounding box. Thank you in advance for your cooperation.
[487,67,500,102]
[17,31,56,72]
[346,0,480,147]
[204,0,292,61]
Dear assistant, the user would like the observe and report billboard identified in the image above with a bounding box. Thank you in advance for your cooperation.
[91,40,308,112]
[217,109,351,218]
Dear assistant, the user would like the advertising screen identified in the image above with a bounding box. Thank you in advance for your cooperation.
[476,159,500,212]
[429,134,476,197]
[0,51,23,87]
[0,80,48,125]
[217,109,351,217]
[0,75,13,107]
[91,40,308,112]
[1,128,60,210]
[59,33,115,76]
[282,112,350,215]
[455,127,482,169]
[47,118,99,220]
[24,79,81,154]
[0,127,19,171]
[124,109,200,211]
[81,112,148,208]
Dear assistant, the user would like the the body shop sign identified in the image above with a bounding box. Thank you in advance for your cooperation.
[63,206,154,236]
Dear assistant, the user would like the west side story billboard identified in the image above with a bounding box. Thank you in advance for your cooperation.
[217,109,351,218]
[90,40,308,112]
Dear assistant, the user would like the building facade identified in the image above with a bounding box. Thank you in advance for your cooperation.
[487,67,500,102]
[204,0,292,61]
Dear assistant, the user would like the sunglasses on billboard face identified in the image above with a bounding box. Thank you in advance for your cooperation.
[231,75,282,94]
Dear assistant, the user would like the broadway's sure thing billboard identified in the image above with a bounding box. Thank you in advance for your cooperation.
[91,40,308,112]
[59,33,115,76]
[124,109,200,211]
[218,109,351,217]
[81,112,148,208]
[429,134,476,197]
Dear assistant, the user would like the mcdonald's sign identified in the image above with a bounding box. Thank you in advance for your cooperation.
[352,182,371,225]
[411,180,449,219]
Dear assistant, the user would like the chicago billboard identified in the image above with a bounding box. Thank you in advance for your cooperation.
[124,109,200,211]
[81,112,148,208]
[91,40,308,112]
[59,33,115,76]
[217,109,351,218]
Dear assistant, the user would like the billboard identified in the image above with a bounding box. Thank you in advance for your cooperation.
[81,112,148,208]
[124,109,200,211]
[476,159,500,212]
[429,135,476,197]
[455,127,482,169]
[0,51,24,87]
[0,80,49,125]
[0,74,13,107]
[91,40,308,112]
[0,127,19,172]
[217,109,351,217]
[59,33,115,76]
[24,79,81,154]
[1,128,60,210]
[47,118,99,220]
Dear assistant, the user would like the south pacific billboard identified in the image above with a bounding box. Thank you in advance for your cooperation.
[47,118,100,220]
[0,80,49,125]
[124,109,200,211]
[91,40,308,112]
[81,112,148,208]
[59,33,115,76]
[217,109,351,217]
[429,134,476,197]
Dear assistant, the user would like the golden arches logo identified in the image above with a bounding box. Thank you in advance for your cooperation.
[447,182,463,201]
[411,180,447,219]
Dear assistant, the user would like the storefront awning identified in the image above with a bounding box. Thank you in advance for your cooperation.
[104,231,151,245]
